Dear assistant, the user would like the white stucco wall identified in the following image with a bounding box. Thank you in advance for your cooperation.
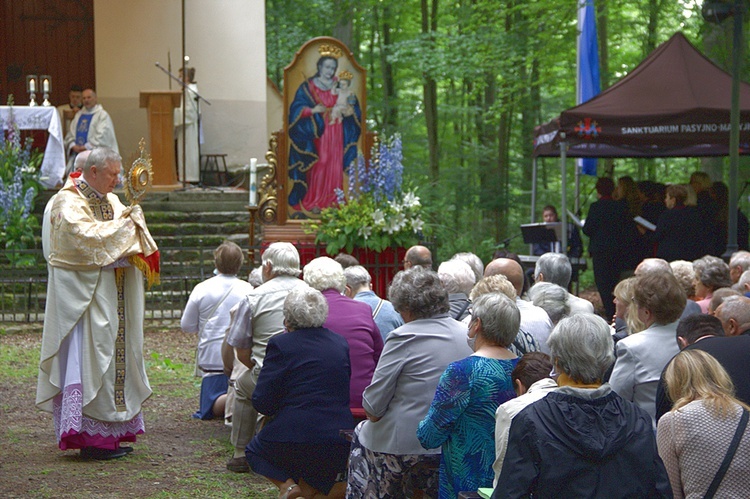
[94,0,267,171]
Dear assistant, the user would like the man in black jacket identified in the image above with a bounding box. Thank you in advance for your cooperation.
[654,299,750,421]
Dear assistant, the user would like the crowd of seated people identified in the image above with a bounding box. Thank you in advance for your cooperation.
[178,178,750,497]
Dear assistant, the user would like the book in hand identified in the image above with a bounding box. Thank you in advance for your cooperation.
[634,216,656,231]
[567,210,585,228]
[478,488,494,499]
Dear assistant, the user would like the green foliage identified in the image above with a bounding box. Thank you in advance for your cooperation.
[268,0,734,260]
[149,351,184,372]
[307,190,426,254]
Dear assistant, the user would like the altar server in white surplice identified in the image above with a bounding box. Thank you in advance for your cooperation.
[174,67,201,183]
[63,89,119,176]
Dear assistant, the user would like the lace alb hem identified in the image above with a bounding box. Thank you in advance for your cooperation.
[53,383,145,442]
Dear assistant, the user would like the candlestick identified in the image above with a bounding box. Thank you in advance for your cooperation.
[248,157,258,206]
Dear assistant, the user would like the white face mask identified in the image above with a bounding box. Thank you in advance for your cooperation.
[467,319,477,351]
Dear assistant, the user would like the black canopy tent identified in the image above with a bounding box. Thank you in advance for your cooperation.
[531,32,750,253]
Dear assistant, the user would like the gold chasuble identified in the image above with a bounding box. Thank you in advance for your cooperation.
[37,173,159,431]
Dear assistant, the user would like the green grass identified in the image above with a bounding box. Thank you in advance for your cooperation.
[0,338,40,378]
[1,328,283,498]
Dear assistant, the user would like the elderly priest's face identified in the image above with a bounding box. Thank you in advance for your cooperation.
[88,160,121,195]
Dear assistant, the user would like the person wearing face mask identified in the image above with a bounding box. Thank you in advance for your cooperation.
[417,292,520,498]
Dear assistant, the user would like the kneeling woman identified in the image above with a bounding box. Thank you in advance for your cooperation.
[246,286,353,499]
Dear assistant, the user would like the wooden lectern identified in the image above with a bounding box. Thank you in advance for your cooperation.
[139,91,181,187]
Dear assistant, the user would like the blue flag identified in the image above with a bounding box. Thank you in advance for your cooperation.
[577,0,600,176]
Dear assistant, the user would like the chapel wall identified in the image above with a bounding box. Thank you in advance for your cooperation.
[94,0,268,172]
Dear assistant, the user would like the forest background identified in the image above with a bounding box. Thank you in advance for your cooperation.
[266,0,750,263]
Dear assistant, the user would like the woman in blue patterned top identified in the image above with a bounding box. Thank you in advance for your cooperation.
[417,292,520,498]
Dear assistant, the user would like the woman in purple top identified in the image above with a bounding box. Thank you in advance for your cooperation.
[304,257,383,409]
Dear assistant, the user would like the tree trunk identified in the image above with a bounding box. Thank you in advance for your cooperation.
[421,0,439,184]
[597,0,615,176]
[596,0,609,88]
[332,0,353,49]
[379,5,398,131]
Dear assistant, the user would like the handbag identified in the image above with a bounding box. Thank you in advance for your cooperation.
[704,407,749,499]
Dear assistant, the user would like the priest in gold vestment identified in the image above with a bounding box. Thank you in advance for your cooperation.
[36,147,160,460]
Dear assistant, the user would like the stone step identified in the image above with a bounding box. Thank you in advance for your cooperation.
[35,188,251,214]
[153,234,249,247]
[147,221,248,236]
[144,211,250,224]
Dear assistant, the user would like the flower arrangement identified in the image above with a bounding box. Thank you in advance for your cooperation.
[305,135,427,254]
[0,100,42,266]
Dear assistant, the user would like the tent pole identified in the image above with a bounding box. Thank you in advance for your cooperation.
[575,161,581,216]
[531,156,538,255]
[560,138,568,254]
[725,0,743,258]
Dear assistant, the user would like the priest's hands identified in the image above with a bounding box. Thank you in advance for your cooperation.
[122,205,144,225]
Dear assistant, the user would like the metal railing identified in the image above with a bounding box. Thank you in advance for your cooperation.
[0,241,410,324]
[1,245,232,324]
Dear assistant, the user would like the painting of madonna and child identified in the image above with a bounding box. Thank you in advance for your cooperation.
[285,38,366,219]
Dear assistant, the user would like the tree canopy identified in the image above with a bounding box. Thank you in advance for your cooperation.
[266,0,749,262]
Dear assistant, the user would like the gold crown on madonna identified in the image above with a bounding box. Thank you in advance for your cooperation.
[338,70,353,81]
[318,44,343,59]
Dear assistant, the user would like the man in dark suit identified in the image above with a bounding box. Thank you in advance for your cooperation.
[654,297,750,421]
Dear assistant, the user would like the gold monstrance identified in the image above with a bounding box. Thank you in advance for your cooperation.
[124,138,153,206]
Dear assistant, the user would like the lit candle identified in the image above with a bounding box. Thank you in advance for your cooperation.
[29,78,35,93]
[249,158,258,206]
[43,79,49,93]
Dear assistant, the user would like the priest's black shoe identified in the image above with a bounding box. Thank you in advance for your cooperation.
[80,446,128,460]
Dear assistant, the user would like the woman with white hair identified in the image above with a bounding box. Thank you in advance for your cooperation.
[303,257,382,411]
[493,314,672,498]
[693,255,733,314]
[438,259,475,320]
[527,281,570,325]
[246,286,353,499]
[417,292,519,497]
[469,275,542,356]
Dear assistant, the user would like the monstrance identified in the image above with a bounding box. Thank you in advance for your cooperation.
[124,138,153,206]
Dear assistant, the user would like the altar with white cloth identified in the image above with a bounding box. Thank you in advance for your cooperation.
[0,106,66,189]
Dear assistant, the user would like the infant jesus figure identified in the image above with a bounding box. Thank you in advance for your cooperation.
[329,74,354,125]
